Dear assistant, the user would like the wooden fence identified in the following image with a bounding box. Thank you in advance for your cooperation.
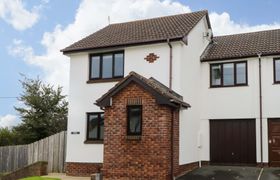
[0,131,67,173]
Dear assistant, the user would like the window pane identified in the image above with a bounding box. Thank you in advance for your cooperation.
[276,60,280,82]
[223,63,234,86]
[211,65,221,86]
[128,107,141,134]
[114,53,124,77]
[88,114,98,139]
[236,63,246,84]
[91,56,100,78]
[99,114,104,140]
[102,55,113,78]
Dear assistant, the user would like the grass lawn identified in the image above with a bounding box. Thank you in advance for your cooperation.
[20,177,60,180]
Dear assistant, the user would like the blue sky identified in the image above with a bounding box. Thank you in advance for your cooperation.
[0,0,280,128]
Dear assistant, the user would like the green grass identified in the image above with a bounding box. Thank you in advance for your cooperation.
[19,177,60,180]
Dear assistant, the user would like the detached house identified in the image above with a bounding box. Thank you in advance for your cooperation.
[61,10,280,179]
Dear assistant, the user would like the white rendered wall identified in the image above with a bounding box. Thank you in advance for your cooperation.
[175,17,211,165]
[65,15,280,166]
[199,56,280,163]
[66,42,179,163]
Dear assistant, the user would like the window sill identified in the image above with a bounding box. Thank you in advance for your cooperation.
[84,140,103,144]
[87,78,123,84]
[126,135,141,140]
[209,84,248,88]
[273,82,280,85]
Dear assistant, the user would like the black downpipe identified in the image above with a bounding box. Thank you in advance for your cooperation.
[168,39,174,179]
[167,39,173,89]
[258,53,263,167]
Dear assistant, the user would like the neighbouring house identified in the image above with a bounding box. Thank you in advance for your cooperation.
[61,10,280,179]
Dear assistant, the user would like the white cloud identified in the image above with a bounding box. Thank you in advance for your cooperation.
[0,114,18,129]
[210,12,280,36]
[8,0,280,93]
[8,0,190,92]
[0,0,46,30]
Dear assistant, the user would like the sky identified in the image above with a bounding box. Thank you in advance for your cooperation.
[0,0,280,128]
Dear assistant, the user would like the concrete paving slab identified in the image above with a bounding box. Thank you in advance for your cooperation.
[260,168,280,180]
[43,173,90,180]
[177,166,261,180]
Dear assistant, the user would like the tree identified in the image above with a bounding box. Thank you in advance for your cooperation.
[0,128,16,146]
[14,77,68,144]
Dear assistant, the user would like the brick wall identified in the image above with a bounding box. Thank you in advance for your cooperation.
[65,162,102,176]
[102,82,174,180]
[1,161,47,180]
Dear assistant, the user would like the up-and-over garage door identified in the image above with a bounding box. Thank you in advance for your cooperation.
[210,119,256,165]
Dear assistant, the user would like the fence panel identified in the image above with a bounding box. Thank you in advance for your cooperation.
[0,131,66,173]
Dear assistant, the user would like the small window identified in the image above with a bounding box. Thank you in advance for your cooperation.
[211,64,222,86]
[274,58,280,83]
[210,61,247,87]
[90,56,100,79]
[223,63,234,86]
[127,106,142,136]
[102,54,113,78]
[236,62,246,84]
[114,53,124,77]
[87,112,104,141]
[89,51,124,80]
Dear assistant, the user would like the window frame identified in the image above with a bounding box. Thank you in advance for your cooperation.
[89,51,124,81]
[210,61,248,88]
[127,105,142,136]
[86,112,104,141]
[273,58,280,84]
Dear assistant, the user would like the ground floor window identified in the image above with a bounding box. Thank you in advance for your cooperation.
[86,112,104,141]
[127,105,142,136]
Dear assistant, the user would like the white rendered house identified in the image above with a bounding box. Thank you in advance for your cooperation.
[61,10,280,178]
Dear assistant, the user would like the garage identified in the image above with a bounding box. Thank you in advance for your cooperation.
[210,119,256,165]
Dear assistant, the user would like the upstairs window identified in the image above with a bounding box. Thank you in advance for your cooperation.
[86,112,104,141]
[274,58,280,83]
[210,61,247,87]
[89,51,124,80]
[127,105,142,136]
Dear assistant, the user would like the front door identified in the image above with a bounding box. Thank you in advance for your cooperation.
[268,119,280,166]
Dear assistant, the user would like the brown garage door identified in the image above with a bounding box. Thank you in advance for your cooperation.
[268,119,280,167]
[210,119,256,165]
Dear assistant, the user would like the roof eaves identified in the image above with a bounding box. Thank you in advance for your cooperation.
[61,37,183,55]
[201,52,280,62]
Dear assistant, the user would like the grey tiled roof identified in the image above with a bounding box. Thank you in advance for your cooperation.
[201,29,280,61]
[62,10,209,54]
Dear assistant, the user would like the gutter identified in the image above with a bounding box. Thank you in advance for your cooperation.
[167,39,173,89]
[258,53,264,167]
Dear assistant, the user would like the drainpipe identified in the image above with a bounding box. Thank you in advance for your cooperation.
[171,109,174,180]
[167,39,173,89]
[258,53,264,167]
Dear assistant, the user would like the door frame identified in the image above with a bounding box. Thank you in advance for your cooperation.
[267,118,280,166]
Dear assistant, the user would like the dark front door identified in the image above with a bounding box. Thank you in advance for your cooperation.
[268,119,280,166]
[210,119,256,165]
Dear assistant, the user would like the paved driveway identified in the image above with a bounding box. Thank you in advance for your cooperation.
[177,166,280,180]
